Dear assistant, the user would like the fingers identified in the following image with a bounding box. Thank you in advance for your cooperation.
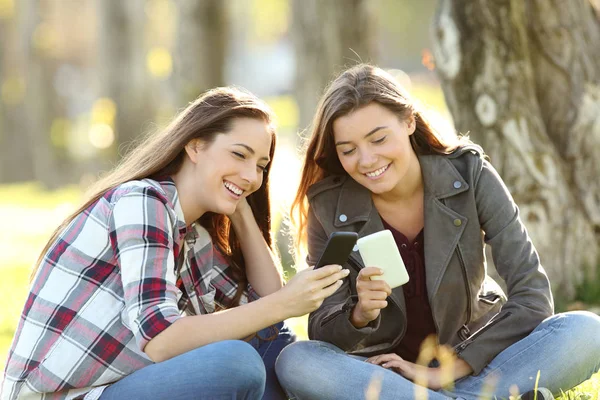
[310,264,343,279]
[358,266,383,279]
[366,353,402,365]
[321,279,344,298]
[318,268,350,288]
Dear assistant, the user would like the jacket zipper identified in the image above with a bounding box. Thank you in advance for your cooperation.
[440,198,472,328]
[456,245,472,325]
[453,311,512,353]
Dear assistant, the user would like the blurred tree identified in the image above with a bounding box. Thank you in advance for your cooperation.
[432,0,600,300]
[291,0,376,135]
[97,0,153,158]
[0,0,60,186]
[175,0,227,105]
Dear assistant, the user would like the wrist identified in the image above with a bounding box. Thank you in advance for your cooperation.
[264,289,292,321]
[349,306,369,328]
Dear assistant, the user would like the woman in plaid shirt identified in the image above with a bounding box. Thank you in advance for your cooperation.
[1,87,349,400]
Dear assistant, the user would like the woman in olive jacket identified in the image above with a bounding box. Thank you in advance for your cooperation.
[275,64,600,400]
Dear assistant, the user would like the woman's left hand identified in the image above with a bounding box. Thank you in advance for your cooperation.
[230,197,253,223]
[366,353,447,390]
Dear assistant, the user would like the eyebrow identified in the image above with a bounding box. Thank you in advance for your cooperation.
[334,126,387,146]
[233,143,270,162]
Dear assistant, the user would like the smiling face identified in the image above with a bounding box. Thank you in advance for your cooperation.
[185,117,273,217]
[332,102,419,196]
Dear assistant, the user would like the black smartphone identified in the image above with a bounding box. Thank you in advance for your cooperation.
[315,232,359,268]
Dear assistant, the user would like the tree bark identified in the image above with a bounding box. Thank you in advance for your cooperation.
[174,0,227,105]
[291,0,376,134]
[431,0,600,300]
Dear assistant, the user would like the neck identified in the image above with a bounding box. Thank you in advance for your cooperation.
[373,153,423,204]
[171,167,205,226]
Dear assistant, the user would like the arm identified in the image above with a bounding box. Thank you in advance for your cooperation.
[229,198,283,297]
[147,267,347,362]
[112,187,347,363]
[457,160,554,374]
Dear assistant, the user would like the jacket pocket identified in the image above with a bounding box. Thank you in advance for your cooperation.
[478,292,502,305]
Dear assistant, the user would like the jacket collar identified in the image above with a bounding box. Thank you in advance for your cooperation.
[332,153,470,229]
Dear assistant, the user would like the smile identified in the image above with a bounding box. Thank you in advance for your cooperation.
[364,164,390,179]
[224,181,244,196]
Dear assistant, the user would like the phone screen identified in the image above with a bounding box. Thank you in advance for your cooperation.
[315,232,358,268]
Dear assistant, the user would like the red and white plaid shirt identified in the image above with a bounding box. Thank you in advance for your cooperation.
[1,178,258,400]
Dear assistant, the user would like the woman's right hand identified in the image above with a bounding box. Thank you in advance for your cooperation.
[350,267,392,328]
[277,265,350,318]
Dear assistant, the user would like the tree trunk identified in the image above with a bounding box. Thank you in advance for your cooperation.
[0,0,54,185]
[175,0,227,105]
[291,0,376,134]
[431,0,600,300]
[97,0,151,157]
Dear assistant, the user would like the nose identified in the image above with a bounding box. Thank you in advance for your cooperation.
[240,166,260,187]
[358,148,377,168]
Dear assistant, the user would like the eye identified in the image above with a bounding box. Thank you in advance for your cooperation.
[373,136,386,144]
[257,164,267,172]
[232,151,246,159]
[341,148,356,156]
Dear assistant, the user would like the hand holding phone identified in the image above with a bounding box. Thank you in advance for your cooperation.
[315,232,358,269]
[357,230,409,289]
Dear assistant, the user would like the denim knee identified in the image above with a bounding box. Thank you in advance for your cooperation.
[202,340,266,393]
[555,311,600,370]
[275,341,324,388]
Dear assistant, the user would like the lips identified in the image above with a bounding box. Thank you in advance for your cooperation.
[364,163,390,179]
[223,180,244,197]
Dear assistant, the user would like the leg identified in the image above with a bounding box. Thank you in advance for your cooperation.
[100,340,266,400]
[275,340,450,400]
[249,322,297,400]
[447,311,600,399]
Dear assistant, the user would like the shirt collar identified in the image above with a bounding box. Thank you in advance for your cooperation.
[155,177,189,238]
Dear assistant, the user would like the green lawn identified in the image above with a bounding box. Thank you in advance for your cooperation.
[1,182,598,398]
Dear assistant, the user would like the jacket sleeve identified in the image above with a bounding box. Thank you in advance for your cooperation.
[458,159,554,374]
[306,206,381,350]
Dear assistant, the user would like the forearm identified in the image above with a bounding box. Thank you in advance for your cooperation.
[229,209,283,296]
[145,292,288,362]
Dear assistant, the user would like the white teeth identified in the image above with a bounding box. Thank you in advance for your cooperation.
[366,165,389,178]
[224,181,243,195]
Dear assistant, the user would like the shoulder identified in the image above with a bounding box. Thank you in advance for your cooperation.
[445,144,487,184]
[306,174,348,202]
[105,179,171,206]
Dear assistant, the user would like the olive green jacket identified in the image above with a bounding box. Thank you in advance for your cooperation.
[306,145,554,374]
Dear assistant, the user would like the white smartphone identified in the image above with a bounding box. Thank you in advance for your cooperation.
[357,230,409,289]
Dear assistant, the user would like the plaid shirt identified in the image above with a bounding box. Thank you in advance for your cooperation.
[1,178,258,400]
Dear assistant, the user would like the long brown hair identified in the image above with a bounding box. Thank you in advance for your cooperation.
[34,87,277,306]
[291,64,465,257]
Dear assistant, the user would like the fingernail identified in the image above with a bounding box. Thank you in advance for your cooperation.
[337,265,343,270]
[342,269,350,275]
[378,268,384,274]
[382,363,388,368]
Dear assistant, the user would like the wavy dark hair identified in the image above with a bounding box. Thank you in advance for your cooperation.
[33,87,277,306]
[291,64,468,257]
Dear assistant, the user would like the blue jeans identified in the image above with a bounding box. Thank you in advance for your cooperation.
[100,322,296,400]
[275,311,600,399]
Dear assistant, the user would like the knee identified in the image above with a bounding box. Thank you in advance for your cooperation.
[275,341,324,388]
[207,340,266,392]
[561,311,600,336]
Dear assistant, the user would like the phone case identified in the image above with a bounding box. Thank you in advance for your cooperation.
[315,232,358,268]
[357,230,409,288]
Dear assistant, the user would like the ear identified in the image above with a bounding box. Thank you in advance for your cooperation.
[407,115,417,136]
[184,139,204,164]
